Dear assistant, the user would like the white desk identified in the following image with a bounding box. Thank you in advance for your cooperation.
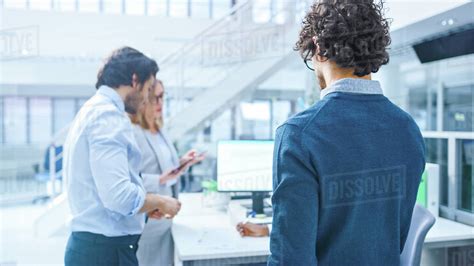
[424,217,474,248]
[172,193,269,266]
[172,193,474,265]
[422,218,474,265]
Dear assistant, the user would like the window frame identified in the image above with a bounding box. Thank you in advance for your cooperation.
[423,131,474,226]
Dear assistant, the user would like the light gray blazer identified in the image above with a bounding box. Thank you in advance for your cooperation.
[132,125,180,198]
[133,125,179,266]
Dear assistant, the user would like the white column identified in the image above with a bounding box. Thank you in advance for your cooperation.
[374,64,408,111]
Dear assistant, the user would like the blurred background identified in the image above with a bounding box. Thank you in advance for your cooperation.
[0,0,473,265]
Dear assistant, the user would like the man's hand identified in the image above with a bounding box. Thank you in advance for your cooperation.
[236,222,270,237]
[147,209,164,220]
[157,195,181,218]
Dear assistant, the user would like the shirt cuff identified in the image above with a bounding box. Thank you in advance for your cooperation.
[128,186,146,216]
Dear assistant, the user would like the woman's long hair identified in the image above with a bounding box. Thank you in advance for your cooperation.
[130,79,164,131]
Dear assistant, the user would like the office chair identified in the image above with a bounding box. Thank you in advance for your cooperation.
[33,145,63,203]
[400,204,436,266]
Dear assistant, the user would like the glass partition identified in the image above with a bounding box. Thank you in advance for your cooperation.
[458,139,474,213]
[424,138,449,206]
[424,132,474,226]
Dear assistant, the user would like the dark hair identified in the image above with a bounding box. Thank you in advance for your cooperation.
[95,47,159,89]
[295,0,391,77]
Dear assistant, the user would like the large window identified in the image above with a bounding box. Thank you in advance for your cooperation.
[53,99,76,134]
[4,0,27,8]
[30,98,52,144]
[79,0,100,12]
[458,139,474,213]
[212,0,231,19]
[424,132,474,226]
[271,100,291,138]
[2,0,237,18]
[239,101,271,140]
[192,0,210,18]
[405,55,473,133]
[0,98,4,143]
[4,97,27,144]
[0,96,87,145]
[103,0,122,14]
[252,0,271,23]
[444,85,473,132]
[125,0,144,15]
[272,0,288,24]
[169,0,188,18]
[424,138,449,206]
[57,0,76,11]
[211,109,232,141]
[148,0,168,16]
[408,89,437,131]
[29,0,52,10]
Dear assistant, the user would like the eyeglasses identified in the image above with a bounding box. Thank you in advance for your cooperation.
[304,49,315,71]
[148,93,165,104]
[304,58,315,71]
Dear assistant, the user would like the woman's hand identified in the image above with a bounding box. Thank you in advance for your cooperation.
[180,149,206,168]
[158,149,207,185]
[159,168,182,185]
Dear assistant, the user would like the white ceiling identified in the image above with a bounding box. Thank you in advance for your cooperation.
[384,0,470,30]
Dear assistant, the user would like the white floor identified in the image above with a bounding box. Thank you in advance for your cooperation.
[0,203,68,266]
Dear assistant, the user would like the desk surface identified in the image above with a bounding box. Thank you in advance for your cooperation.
[425,217,474,243]
[172,193,269,261]
[172,193,474,262]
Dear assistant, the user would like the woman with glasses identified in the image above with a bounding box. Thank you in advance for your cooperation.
[131,79,205,266]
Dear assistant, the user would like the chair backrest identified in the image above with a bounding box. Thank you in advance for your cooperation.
[44,145,63,172]
[400,204,436,266]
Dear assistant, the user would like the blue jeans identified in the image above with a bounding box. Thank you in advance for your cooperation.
[64,232,141,266]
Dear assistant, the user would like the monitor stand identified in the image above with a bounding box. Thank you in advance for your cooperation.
[252,192,266,214]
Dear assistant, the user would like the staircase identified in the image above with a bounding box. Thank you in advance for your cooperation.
[32,0,311,238]
[159,0,309,141]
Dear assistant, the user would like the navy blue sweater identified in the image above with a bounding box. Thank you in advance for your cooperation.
[268,78,425,266]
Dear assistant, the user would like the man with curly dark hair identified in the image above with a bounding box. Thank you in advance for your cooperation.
[268,1,426,265]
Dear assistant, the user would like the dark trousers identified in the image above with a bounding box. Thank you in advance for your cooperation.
[64,232,141,266]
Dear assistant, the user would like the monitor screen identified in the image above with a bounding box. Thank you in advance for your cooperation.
[217,140,274,192]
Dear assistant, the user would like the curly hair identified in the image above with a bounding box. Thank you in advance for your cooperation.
[295,0,391,77]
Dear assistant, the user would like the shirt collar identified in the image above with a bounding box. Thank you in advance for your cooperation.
[320,78,383,99]
[97,86,125,112]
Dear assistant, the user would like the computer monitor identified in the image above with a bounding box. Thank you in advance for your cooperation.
[217,140,274,214]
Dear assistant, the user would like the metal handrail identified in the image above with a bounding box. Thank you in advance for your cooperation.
[158,0,309,122]
[422,131,474,139]
[161,0,306,67]
[160,0,252,65]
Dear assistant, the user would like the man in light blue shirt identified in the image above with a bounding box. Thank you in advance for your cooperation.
[64,47,181,266]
